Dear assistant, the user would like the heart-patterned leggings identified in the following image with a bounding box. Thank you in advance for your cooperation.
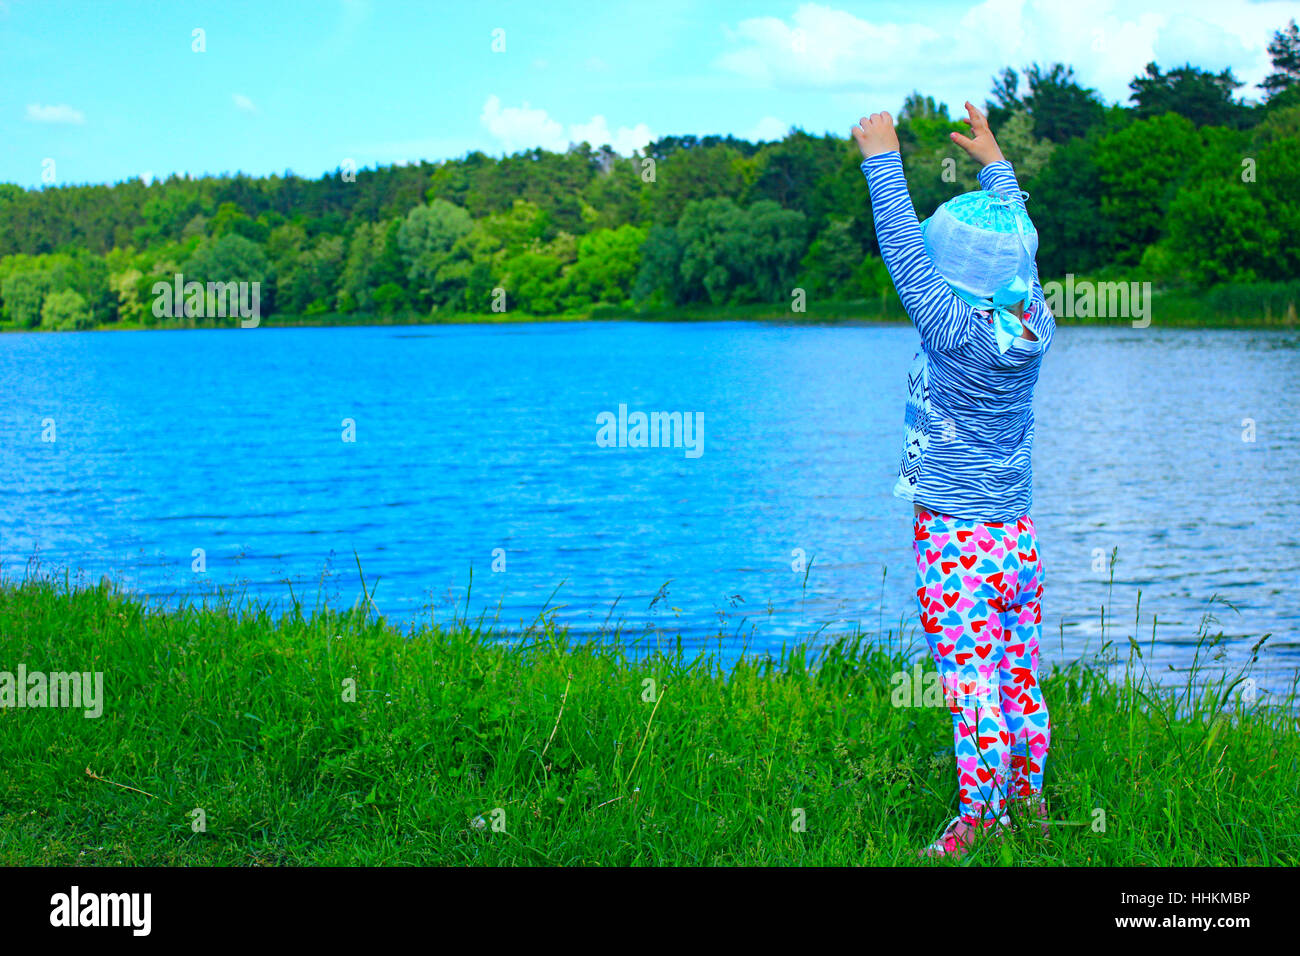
[913,507,1051,822]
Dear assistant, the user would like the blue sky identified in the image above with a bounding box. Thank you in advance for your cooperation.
[2,0,1294,188]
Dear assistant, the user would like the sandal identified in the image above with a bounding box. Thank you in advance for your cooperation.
[919,814,1009,860]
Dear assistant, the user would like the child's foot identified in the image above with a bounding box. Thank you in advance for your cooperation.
[1030,797,1050,838]
[1007,796,1051,838]
[919,814,1008,860]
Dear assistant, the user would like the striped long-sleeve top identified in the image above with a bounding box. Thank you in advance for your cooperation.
[860,151,1056,522]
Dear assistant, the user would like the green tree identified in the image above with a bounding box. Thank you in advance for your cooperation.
[500,252,564,314]
[749,131,844,229]
[1262,19,1300,100]
[1251,104,1300,147]
[338,219,403,312]
[562,225,648,308]
[1165,179,1279,285]
[443,200,558,312]
[1254,137,1300,278]
[276,234,345,315]
[645,145,752,225]
[134,187,208,247]
[1129,62,1247,128]
[798,218,863,298]
[996,109,1055,182]
[461,259,498,312]
[40,288,93,330]
[183,233,270,286]
[460,145,597,236]
[1025,135,1110,279]
[476,199,548,257]
[109,267,145,325]
[179,233,271,315]
[396,199,475,308]
[986,67,1023,129]
[854,255,891,298]
[992,64,1106,143]
[372,282,408,315]
[677,198,807,305]
[1,269,52,327]
[583,155,648,230]
[1093,113,1200,264]
[631,225,684,306]
[210,201,270,243]
[896,95,978,219]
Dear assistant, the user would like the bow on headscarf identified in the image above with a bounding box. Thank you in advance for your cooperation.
[947,191,1036,354]
[953,274,1030,353]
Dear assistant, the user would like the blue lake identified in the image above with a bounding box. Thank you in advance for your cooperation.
[3,320,1298,695]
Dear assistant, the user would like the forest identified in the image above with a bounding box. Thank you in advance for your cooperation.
[2,19,1298,330]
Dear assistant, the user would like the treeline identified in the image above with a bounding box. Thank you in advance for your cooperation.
[2,21,1299,330]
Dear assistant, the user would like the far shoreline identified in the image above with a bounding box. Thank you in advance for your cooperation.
[3,294,1299,334]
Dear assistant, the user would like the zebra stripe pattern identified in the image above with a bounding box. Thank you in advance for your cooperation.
[862,152,1057,522]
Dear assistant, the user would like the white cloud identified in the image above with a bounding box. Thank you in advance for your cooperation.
[569,114,654,155]
[25,103,85,125]
[232,94,257,113]
[481,95,567,152]
[1153,13,1258,73]
[715,4,943,91]
[956,0,1284,102]
[749,116,790,142]
[717,1,1295,107]
[480,95,653,155]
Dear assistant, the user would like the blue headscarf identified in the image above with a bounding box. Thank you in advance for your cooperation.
[921,189,1038,353]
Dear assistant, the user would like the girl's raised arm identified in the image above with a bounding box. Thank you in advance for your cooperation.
[854,112,973,351]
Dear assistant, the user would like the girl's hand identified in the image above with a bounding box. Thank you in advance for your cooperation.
[950,101,1005,167]
[852,112,900,160]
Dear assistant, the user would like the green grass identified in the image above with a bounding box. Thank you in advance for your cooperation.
[0,574,1296,866]
[1042,277,1300,329]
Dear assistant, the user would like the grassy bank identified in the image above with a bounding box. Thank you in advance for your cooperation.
[0,576,1295,866]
